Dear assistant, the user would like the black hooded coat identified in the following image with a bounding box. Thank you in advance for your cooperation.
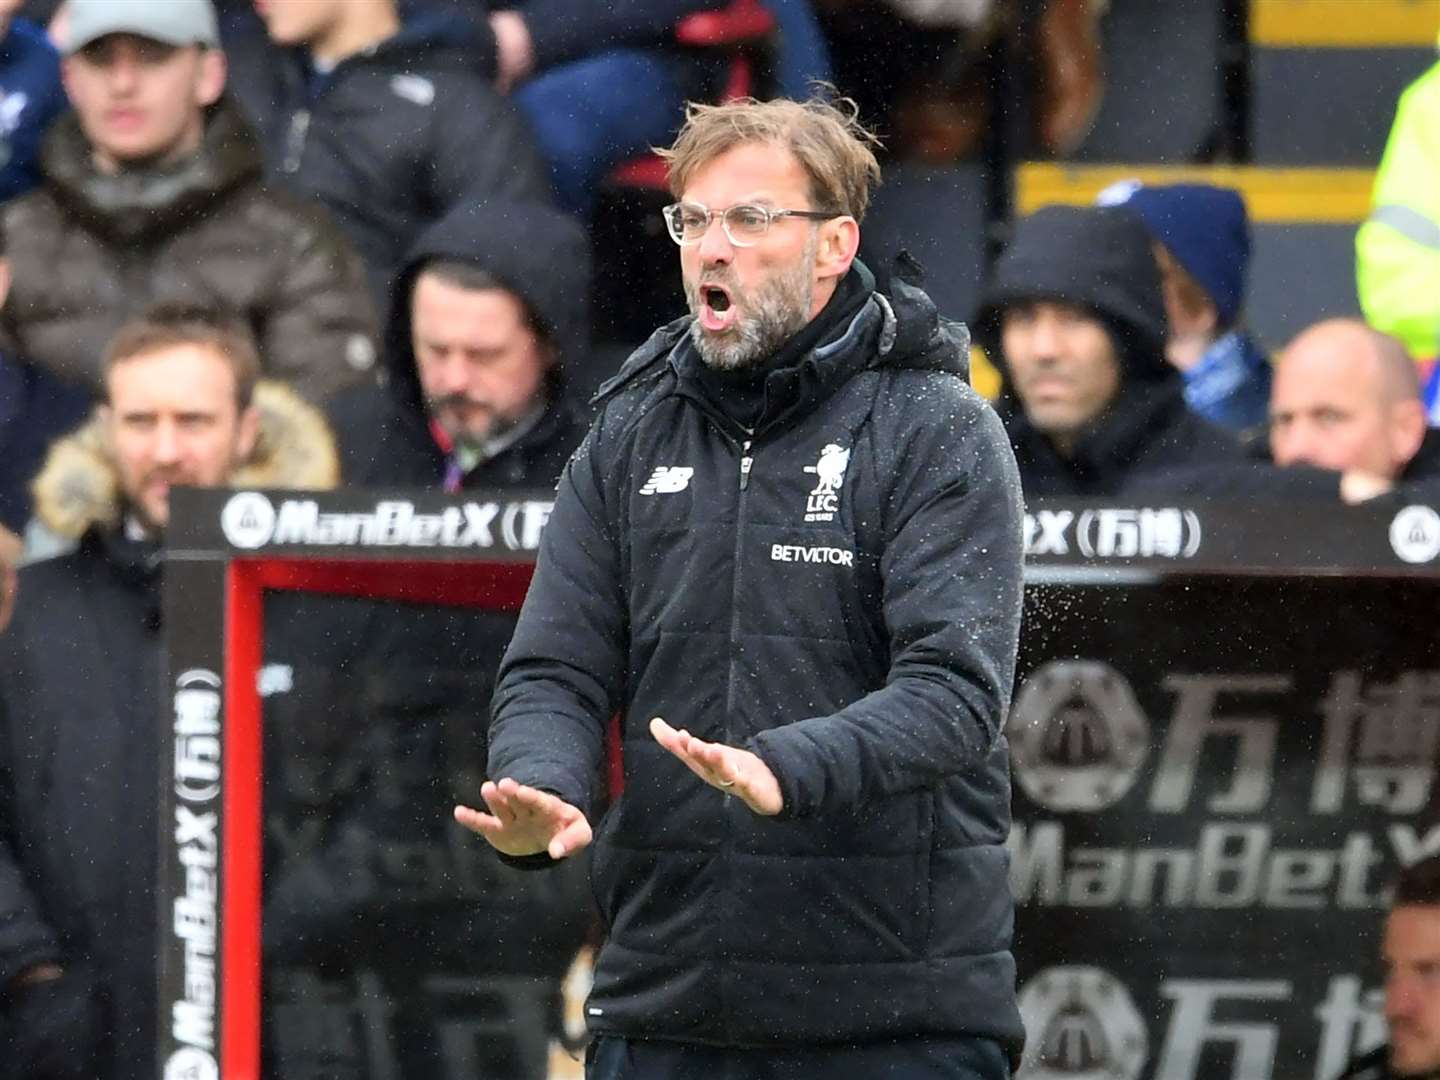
[488,262,1029,1056]
[977,205,1243,498]
[327,199,591,492]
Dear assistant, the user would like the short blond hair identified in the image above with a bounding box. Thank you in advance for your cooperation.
[104,303,262,411]
[659,93,883,222]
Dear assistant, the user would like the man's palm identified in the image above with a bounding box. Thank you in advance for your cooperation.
[454,778,592,859]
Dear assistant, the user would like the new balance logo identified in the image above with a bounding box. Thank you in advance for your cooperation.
[639,466,694,495]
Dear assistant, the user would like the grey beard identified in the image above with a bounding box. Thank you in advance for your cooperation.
[686,249,816,372]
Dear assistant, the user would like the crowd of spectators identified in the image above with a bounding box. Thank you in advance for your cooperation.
[0,0,1437,1076]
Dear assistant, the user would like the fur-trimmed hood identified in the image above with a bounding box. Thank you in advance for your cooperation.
[33,380,339,541]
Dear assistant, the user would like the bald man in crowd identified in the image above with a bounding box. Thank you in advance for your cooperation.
[1269,318,1440,501]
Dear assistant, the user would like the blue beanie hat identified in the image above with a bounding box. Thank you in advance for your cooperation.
[1097,181,1251,326]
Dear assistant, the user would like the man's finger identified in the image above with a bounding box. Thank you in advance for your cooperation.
[651,718,703,768]
[683,737,736,782]
[486,777,552,818]
[548,815,593,859]
[509,783,563,816]
[480,780,520,824]
[453,804,503,836]
[649,716,681,750]
[652,718,747,791]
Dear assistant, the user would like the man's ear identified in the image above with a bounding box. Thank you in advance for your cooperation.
[235,402,261,463]
[814,216,860,282]
[195,47,226,109]
[1391,397,1428,467]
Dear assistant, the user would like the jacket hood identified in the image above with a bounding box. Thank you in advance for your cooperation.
[40,96,263,246]
[384,199,591,410]
[32,380,339,541]
[879,259,971,376]
[976,204,1171,382]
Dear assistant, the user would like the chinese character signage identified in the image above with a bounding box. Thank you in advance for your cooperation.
[1010,578,1440,1080]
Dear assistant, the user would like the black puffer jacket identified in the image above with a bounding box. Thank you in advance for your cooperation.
[488,264,1027,1053]
[0,99,378,405]
[0,530,162,1080]
[976,205,1243,497]
[224,9,551,306]
[327,198,591,490]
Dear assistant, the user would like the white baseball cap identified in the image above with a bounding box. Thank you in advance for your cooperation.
[65,0,220,55]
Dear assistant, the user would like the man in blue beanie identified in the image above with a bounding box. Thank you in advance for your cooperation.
[1098,180,1272,434]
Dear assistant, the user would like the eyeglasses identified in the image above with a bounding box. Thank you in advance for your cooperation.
[662,201,842,248]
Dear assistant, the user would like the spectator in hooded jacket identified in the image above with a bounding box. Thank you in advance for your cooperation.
[225,0,551,310]
[0,0,65,203]
[0,0,378,407]
[1098,180,1272,434]
[329,198,590,492]
[976,203,1242,498]
[290,198,596,1080]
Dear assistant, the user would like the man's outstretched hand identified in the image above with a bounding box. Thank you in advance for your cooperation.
[650,717,784,816]
[454,778,592,859]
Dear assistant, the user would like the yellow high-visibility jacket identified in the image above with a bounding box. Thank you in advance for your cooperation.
[1357,35,1440,364]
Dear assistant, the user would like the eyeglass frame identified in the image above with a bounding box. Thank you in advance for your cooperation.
[661,201,844,248]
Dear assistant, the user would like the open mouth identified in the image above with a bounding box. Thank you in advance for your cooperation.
[699,283,737,332]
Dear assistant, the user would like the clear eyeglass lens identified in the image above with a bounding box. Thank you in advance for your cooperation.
[667,203,773,244]
[675,206,711,240]
[724,205,771,239]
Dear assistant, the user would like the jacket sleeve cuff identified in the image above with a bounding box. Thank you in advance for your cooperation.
[495,849,567,872]
[746,731,813,821]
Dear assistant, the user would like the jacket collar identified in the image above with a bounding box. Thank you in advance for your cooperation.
[39,97,263,246]
[417,393,581,489]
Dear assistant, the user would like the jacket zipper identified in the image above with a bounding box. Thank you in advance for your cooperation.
[720,433,752,1045]
[282,109,311,174]
[724,435,753,722]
